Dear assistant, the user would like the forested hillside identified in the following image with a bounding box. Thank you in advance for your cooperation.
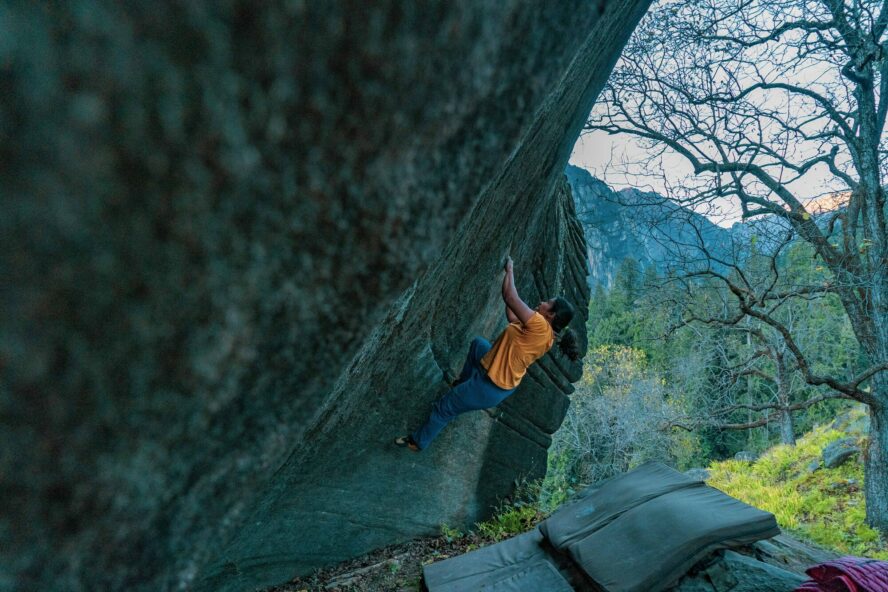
[566,165,731,288]
[579,0,888,540]
[543,248,860,482]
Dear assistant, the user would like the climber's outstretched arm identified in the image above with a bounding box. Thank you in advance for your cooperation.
[501,257,535,325]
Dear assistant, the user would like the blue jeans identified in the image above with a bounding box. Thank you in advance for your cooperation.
[411,337,516,450]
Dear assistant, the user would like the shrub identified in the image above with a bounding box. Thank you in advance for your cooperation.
[543,345,682,505]
[475,505,543,542]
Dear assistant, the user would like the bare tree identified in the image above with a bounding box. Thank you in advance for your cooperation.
[624,207,858,449]
[669,302,853,447]
[587,0,888,531]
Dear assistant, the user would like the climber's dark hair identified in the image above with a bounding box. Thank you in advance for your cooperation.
[550,297,581,362]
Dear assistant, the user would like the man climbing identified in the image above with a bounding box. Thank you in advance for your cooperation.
[395,256,580,451]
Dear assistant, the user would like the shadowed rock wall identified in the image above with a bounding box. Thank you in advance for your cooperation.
[0,1,650,590]
[201,175,592,592]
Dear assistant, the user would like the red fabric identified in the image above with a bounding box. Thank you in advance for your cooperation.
[794,557,888,592]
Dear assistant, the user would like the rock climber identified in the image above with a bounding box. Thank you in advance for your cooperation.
[395,256,580,452]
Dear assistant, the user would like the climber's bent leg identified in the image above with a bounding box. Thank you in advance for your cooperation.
[455,337,492,385]
[411,374,514,450]
[411,380,477,450]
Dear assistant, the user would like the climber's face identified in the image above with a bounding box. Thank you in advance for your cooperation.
[536,299,555,319]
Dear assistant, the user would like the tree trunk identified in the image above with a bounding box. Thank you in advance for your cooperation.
[779,408,795,446]
[746,329,754,448]
[865,398,888,535]
[775,351,794,445]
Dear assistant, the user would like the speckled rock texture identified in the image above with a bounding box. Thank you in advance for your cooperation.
[822,437,861,469]
[0,1,650,590]
[671,550,805,592]
[671,535,837,592]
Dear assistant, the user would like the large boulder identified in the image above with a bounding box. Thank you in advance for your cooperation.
[829,407,871,436]
[822,438,861,469]
[685,468,711,481]
[672,535,838,592]
[672,550,805,592]
[1,1,650,590]
[198,175,594,592]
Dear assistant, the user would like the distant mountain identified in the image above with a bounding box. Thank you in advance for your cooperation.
[565,165,831,289]
[566,164,734,288]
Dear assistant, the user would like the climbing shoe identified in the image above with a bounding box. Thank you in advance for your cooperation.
[394,435,420,452]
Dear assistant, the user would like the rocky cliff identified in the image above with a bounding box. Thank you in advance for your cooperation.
[566,165,828,289]
[0,2,650,591]
[566,165,733,288]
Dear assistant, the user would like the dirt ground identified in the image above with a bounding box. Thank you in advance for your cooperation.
[268,532,498,592]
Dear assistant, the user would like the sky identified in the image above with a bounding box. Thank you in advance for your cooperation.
[569,130,742,227]
[567,0,862,229]
[569,130,690,196]
[569,129,847,228]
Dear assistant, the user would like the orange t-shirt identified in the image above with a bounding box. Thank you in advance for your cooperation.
[480,312,554,390]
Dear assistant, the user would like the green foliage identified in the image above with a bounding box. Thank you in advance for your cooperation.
[583,248,866,465]
[587,258,667,357]
[501,413,884,566]
[540,448,574,512]
[556,248,882,559]
[439,523,464,543]
[542,343,686,504]
[475,505,543,543]
[440,479,550,545]
[708,406,888,559]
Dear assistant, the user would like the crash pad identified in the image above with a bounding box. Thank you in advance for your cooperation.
[540,461,702,549]
[423,462,780,592]
[566,479,780,591]
[423,528,574,591]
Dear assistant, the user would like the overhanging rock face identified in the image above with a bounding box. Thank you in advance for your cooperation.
[1,1,651,591]
[201,175,592,592]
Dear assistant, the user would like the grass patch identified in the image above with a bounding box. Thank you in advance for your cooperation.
[474,504,545,542]
[438,479,549,548]
[707,406,887,559]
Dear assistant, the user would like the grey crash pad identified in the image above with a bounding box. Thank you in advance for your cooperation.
[422,528,573,591]
[540,460,702,549]
[423,462,780,592]
[565,477,781,591]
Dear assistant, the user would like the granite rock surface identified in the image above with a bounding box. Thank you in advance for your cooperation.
[671,535,837,592]
[822,438,861,469]
[1,1,650,590]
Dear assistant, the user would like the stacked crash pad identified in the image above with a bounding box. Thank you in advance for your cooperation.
[423,462,781,592]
